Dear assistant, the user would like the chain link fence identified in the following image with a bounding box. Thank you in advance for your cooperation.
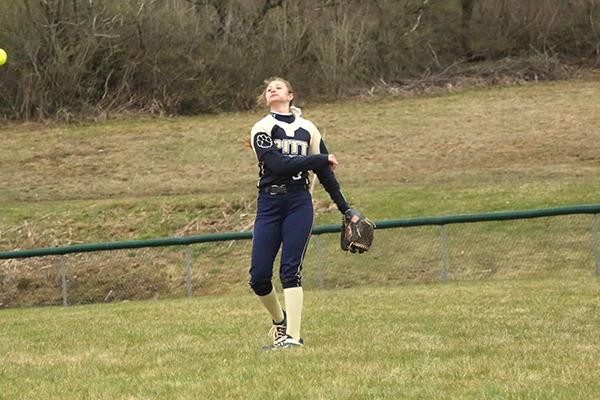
[309,213,598,289]
[1,207,599,308]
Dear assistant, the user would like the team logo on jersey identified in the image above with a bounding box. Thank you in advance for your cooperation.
[255,133,273,149]
[274,138,309,155]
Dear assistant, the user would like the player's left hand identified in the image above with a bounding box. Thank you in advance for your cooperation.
[340,208,375,253]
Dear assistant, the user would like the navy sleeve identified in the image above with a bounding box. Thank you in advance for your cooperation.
[253,131,329,175]
[315,167,350,214]
[319,140,329,155]
[314,138,350,214]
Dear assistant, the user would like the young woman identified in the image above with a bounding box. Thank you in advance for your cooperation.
[249,77,358,350]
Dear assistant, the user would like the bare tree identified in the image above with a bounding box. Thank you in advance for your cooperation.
[460,0,475,59]
[252,0,284,31]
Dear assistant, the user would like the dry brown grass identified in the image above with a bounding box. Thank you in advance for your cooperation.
[1,79,599,306]
[2,79,599,205]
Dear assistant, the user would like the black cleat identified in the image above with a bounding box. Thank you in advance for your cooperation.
[268,311,287,342]
[263,334,304,351]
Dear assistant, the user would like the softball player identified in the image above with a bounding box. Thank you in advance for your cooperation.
[249,77,351,350]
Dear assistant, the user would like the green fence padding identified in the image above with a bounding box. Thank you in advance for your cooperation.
[1,204,599,260]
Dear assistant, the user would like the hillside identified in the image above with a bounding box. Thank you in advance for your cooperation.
[2,78,599,245]
[1,79,599,306]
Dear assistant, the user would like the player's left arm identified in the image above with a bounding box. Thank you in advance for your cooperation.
[307,122,350,214]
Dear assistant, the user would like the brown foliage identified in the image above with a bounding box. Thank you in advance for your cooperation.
[0,0,598,121]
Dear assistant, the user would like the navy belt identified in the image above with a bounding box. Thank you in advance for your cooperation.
[261,184,309,195]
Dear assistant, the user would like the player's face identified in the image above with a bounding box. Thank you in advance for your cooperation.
[265,81,293,107]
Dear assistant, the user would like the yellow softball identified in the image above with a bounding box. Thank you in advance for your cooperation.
[0,49,7,66]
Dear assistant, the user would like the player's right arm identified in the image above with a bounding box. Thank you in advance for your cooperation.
[251,126,330,175]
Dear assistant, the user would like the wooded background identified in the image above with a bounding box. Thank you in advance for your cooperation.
[0,0,598,120]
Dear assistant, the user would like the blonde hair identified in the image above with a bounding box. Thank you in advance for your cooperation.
[256,76,295,108]
[244,76,300,148]
[246,77,297,149]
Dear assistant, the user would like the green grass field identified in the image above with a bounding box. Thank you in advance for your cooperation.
[1,78,599,398]
[1,277,599,399]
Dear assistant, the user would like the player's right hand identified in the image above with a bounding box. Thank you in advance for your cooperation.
[328,154,338,170]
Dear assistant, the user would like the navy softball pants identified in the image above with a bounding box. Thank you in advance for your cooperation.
[249,189,314,295]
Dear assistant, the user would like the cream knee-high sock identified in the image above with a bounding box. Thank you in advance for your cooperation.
[258,288,285,323]
[283,287,304,341]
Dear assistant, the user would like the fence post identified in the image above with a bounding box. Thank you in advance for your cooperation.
[593,214,600,276]
[60,255,68,306]
[184,247,193,297]
[438,225,449,281]
[315,235,324,289]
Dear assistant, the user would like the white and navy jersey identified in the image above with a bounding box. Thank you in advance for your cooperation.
[250,112,350,213]
[251,112,327,187]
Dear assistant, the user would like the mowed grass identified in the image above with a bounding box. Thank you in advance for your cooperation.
[1,277,599,399]
[1,77,599,397]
